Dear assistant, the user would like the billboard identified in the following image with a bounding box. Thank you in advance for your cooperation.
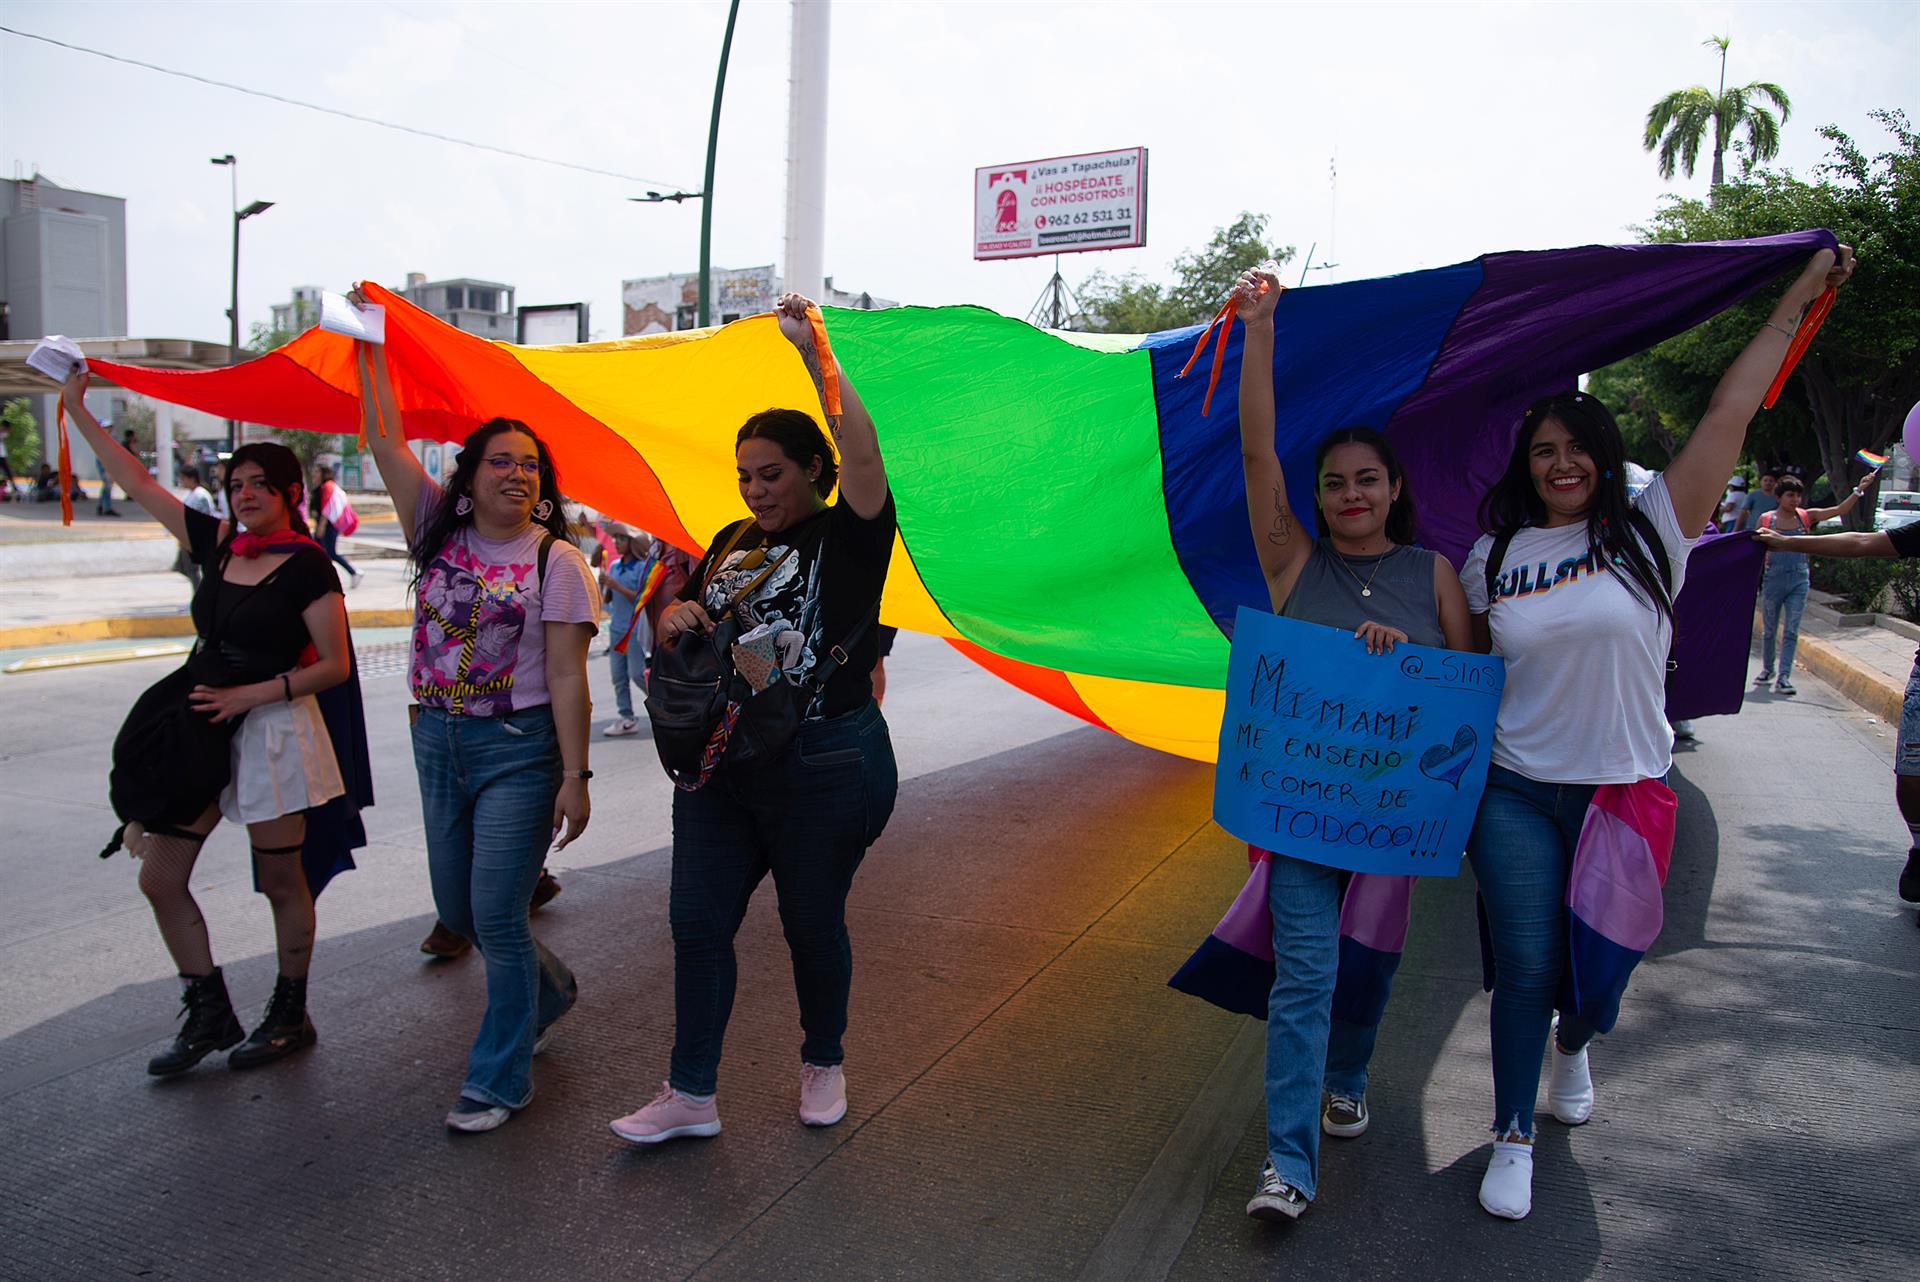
[973,147,1147,261]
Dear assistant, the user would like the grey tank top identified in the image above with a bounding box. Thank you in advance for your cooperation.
[1280,540,1444,648]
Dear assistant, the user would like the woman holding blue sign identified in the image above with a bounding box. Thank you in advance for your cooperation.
[1460,245,1854,1220]
[1231,267,1473,1221]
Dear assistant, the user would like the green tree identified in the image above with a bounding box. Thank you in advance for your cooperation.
[1080,212,1295,333]
[3,397,41,472]
[1614,110,1919,529]
[1644,35,1791,188]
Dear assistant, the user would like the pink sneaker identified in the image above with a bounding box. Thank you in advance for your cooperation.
[608,1082,721,1145]
[799,1063,847,1127]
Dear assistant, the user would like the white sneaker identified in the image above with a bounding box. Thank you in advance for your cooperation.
[1478,1139,1534,1220]
[602,717,640,738]
[1547,1020,1594,1124]
[349,571,363,590]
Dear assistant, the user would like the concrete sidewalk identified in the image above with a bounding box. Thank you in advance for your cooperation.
[1768,591,1913,725]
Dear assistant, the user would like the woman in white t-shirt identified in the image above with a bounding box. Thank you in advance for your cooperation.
[1459,245,1853,1221]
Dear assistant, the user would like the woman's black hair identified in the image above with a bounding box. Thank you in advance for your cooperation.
[308,463,335,520]
[221,441,311,552]
[1311,426,1418,545]
[1774,475,1805,494]
[409,418,572,585]
[737,408,837,499]
[1477,391,1673,625]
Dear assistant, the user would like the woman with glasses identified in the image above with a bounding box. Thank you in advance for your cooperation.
[353,334,597,1133]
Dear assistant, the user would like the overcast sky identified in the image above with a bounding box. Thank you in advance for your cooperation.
[2,0,1913,343]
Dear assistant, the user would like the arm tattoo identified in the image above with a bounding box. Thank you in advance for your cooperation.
[1267,485,1294,546]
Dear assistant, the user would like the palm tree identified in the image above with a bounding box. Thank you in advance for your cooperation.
[1644,35,1791,187]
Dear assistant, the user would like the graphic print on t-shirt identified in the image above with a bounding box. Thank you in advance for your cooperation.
[701,542,828,709]
[413,540,536,716]
[1489,545,1606,602]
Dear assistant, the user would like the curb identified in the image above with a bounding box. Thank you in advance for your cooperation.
[1758,608,1905,724]
[0,608,415,651]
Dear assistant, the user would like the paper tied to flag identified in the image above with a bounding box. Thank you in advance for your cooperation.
[320,291,386,344]
[26,335,86,384]
[731,624,783,693]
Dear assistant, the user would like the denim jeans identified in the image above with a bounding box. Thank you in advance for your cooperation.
[1465,764,1600,1136]
[608,646,642,720]
[667,700,897,1096]
[318,524,356,576]
[1260,854,1395,1198]
[1759,566,1809,680]
[411,704,577,1109]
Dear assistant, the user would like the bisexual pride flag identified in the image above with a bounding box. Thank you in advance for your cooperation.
[1562,779,1679,1033]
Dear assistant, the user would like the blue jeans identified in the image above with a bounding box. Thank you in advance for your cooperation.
[608,645,643,720]
[1261,855,1393,1198]
[1465,765,1600,1136]
[667,700,897,1096]
[411,705,577,1109]
[1759,568,1809,680]
[319,524,356,576]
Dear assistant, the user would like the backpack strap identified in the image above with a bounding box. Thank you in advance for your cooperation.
[1758,510,1774,530]
[1797,508,1813,532]
[1483,529,1518,604]
[536,531,556,583]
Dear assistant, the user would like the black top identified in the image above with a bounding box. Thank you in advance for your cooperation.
[681,493,896,718]
[185,507,342,684]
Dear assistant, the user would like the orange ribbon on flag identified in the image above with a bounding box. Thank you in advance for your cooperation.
[55,401,74,526]
[1176,280,1272,417]
[1762,286,1836,410]
[805,306,843,420]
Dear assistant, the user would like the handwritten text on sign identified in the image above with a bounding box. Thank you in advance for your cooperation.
[1212,608,1505,876]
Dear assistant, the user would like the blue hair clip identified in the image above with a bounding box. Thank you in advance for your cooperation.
[1603,469,1614,479]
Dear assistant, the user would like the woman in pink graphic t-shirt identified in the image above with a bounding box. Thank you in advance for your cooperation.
[354,331,598,1135]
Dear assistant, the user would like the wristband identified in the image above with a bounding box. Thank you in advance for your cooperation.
[281,674,293,702]
[563,769,593,780]
[1763,321,1796,339]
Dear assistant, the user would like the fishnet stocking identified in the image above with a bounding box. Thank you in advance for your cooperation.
[135,825,215,976]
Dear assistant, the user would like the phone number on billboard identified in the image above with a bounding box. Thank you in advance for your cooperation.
[1034,210,1131,227]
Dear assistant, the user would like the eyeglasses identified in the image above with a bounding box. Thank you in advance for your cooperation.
[484,455,541,477]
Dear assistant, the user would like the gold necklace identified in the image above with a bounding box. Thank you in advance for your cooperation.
[1332,545,1393,598]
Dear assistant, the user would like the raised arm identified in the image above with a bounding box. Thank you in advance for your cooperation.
[1664,246,1854,535]
[773,294,888,520]
[60,369,193,544]
[1802,469,1878,525]
[1233,268,1311,610]
[350,338,428,544]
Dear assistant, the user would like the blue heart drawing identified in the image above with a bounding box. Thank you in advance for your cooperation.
[1418,724,1478,789]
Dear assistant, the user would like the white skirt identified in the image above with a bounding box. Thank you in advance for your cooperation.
[220,694,346,824]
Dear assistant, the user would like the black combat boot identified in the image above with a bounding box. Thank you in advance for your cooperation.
[147,969,245,1077]
[227,975,317,1070]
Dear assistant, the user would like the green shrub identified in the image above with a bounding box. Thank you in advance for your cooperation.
[1888,558,1920,622]
[1826,558,1897,614]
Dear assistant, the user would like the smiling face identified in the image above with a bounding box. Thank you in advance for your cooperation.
[471,429,542,527]
[227,461,294,533]
[1527,416,1598,527]
[1316,441,1400,546]
[737,436,824,533]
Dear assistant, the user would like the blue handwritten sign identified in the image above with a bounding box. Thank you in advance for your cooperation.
[1212,607,1506,876]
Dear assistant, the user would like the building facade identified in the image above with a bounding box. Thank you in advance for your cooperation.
[398,273,516,340]
[621,265,895,336]
[270,285,322,337]
[0,173,130,464]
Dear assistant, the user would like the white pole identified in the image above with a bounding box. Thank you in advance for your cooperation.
[784,0,830,303]
[154,401,176,488]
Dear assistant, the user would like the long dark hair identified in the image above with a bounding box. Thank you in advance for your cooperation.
[737,408,838,499]
[1311,426,1418,545]
[1478,391,1673,624]
[221,441,311,553]
[409,418,572,585]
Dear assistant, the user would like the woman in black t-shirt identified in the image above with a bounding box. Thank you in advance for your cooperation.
[610,293,899,1145]
[61,369,362,1079]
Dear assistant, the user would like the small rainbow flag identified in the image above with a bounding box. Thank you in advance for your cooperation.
[1857,449,1890,468]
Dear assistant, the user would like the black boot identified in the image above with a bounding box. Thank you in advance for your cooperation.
[228,975,317,1070]
[147,969,245,1077]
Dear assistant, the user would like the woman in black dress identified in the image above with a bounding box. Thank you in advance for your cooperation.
[63,369,366,1077]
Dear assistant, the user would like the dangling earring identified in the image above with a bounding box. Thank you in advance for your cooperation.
[454,495,473,516]
[532,499,554,521]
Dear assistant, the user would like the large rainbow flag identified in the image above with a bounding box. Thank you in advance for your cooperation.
[91,230,1830,760]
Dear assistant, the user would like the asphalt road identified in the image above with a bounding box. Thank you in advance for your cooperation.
[0,632,1912,1281]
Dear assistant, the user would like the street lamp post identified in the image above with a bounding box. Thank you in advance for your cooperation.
[210,155,274,452]
[628,0,739,329]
